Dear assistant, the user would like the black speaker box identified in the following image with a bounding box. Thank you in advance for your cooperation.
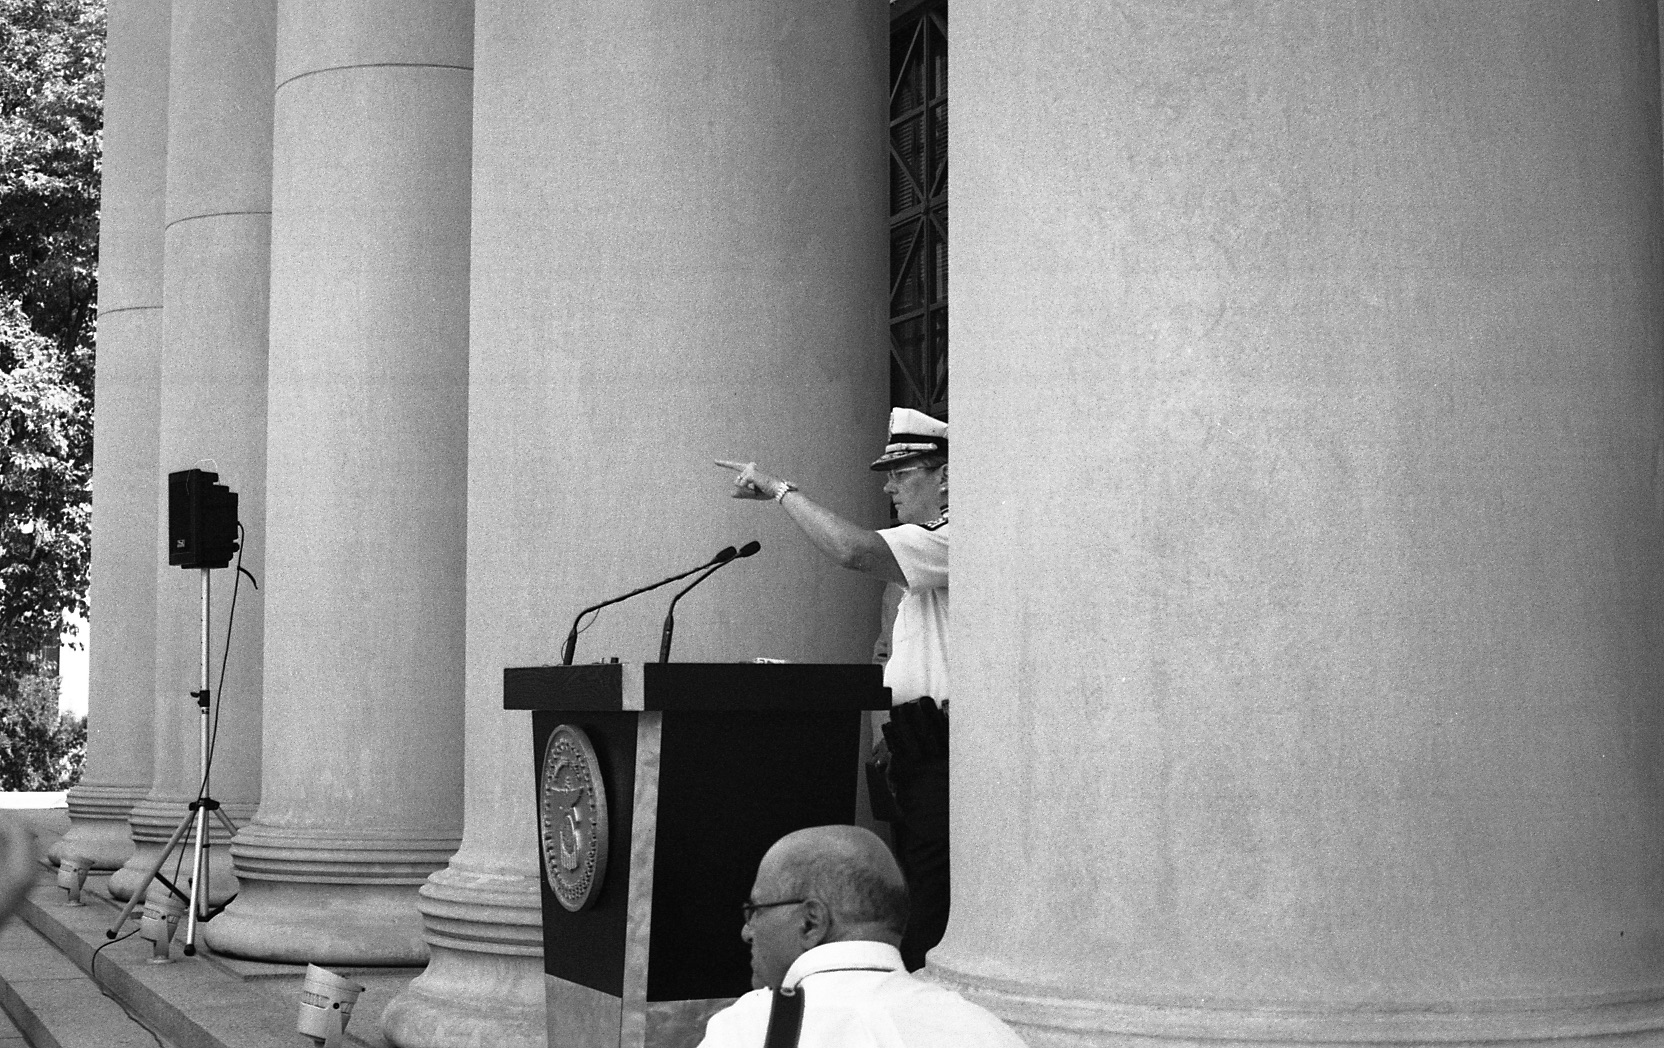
[168,469,239,569]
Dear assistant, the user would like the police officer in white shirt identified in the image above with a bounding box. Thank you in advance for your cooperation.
[696,825,1025,1048]
[717,407,950,971]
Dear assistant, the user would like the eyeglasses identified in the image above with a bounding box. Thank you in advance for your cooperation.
[742,897,806,924]
[885,465,938,482]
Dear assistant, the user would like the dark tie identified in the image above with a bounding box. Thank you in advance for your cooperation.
[762,984,804,1048]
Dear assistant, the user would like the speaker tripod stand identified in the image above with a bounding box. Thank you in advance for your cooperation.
[107,566,239,956]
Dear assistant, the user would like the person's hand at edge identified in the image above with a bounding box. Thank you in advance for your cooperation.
[715,459,787,501]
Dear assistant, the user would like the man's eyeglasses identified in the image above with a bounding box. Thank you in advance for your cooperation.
[886,465,937,482]
[742,897,806,924]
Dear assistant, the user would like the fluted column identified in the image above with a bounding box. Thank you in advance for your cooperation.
[939,3,1664,1047]
[107,0,274,904]
[201,0,473,965]
[52,0,172,873]
[378,1,887,1043]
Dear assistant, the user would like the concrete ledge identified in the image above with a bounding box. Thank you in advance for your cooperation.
[7,869,420,1048]
[0,915,168,1047]
[0,934,61,1048]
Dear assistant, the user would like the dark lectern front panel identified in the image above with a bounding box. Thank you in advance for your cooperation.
[510,661,886,1020]
[533,710,639,997]
[645,708,863,1002]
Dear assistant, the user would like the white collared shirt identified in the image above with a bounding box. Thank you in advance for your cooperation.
[877,517,948,705]
[695,941,1026,1048]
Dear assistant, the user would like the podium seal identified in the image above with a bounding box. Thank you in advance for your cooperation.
[539,724,609,911]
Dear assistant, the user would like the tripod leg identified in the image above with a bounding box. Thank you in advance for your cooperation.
[212,807,240,837]
[178,802,244,953]
[106,810,196,938]
[182,803,210,953]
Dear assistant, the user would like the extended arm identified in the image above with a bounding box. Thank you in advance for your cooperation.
[715,460,906,586]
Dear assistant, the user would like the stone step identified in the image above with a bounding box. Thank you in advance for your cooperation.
[0,867,420,1048]
[0,909,176,1047]
[0,1009,25,1047]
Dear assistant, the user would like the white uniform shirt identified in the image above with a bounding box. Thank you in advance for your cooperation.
[876,517,948,705]
[695,941,1026,1048]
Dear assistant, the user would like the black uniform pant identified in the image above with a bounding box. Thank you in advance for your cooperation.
[889,754,949,972]
[872,696,951,972]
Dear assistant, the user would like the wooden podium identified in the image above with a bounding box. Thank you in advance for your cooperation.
[504,662,888,1048]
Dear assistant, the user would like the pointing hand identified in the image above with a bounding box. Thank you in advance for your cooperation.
[715,459,784,501]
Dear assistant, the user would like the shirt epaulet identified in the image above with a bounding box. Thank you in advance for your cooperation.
[921,515,948,532]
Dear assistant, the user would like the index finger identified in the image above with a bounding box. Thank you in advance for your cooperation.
[713,460,749,473]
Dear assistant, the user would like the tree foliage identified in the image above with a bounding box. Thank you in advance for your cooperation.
[0,301,89,681]
[0,0,102,688]
[1,0,103,358]
[0,672,84,790]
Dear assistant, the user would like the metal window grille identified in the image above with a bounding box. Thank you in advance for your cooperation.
[889,0,947,420]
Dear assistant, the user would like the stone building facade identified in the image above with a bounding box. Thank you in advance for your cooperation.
[55,1,1664,1047]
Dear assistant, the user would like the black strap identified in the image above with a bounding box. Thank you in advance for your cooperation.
[762,985,804,1048]
[764,966,900,1047]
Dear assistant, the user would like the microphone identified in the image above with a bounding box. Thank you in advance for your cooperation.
[658,541,761,664]
[562,546,738,665]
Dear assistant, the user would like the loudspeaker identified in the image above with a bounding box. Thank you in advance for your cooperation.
[168,469,239,569]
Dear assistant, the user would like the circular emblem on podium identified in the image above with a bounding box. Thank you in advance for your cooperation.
[539,724,609,912]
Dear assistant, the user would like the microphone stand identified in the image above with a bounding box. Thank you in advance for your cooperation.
[562,547,736,664]
[659,541,760,663]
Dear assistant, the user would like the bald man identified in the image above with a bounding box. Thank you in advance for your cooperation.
[696,825,1025,1048]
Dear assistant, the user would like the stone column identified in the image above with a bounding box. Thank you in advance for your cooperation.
[378,1,887,1043]
[939,3,1664,1047]
[108,0,274,903]
[201,0,474,965]
[51,0,171,873]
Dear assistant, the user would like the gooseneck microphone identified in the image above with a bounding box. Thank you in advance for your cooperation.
[562,546,738,665]
[658,540,761,664]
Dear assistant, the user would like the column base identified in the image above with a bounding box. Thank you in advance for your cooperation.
[107,794,248,903]
[204,880,431,965]
[49,782,146,868]
[380,864,545,1048]
[201,823,459,965]
[927,957,1664,1048]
